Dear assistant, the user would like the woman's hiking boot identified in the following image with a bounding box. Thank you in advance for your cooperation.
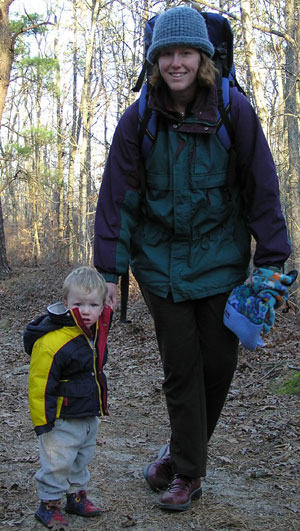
[143,443,173,491]
[158,473,202,511]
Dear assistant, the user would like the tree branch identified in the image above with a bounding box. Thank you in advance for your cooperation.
[191,1,296,46]
[10,21,54,50]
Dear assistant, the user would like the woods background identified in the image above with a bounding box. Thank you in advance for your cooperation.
[0,0,299,300]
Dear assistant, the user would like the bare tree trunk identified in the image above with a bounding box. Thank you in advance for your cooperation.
[0,197,10,277]
[0,0,14,276]
[66,0,81,264]
[272,44,286,167]
[54,11,65,261]
[0,0,14,124]
[78,0,101,263]
[28,171,41,262]
[98,44,110,162]
[240,0,269,134]
[284,0,300,300]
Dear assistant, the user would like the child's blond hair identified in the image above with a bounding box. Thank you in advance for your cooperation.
[62,266,107,303]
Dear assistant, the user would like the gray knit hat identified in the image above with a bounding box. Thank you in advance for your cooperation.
[146,7,215,64]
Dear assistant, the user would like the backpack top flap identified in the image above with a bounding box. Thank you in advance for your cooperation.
[133,10,235,92]
[202,12,234,79]
[133,15,158,93]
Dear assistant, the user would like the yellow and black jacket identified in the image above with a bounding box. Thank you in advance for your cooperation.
[24,302,112,436]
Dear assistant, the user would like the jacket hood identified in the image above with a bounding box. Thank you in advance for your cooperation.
[23,302,75,356]
[23,302,111,355]
[47,302,74,325]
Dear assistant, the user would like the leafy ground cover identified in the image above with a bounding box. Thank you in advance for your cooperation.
[0,264,299,530]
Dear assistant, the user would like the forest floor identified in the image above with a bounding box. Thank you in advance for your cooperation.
[0,263,300,531]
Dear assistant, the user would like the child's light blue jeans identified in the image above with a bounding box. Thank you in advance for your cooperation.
[35,416,100,501]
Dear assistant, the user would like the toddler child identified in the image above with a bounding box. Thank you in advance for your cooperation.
[24,266,112,529]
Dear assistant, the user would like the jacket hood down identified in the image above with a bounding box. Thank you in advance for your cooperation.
[23,303,75,356]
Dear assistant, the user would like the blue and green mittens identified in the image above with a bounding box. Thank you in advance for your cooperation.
[223,268,298,350]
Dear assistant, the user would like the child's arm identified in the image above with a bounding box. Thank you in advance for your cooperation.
[28,337,62,436]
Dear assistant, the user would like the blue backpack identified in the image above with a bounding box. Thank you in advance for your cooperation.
[133,10,245,174]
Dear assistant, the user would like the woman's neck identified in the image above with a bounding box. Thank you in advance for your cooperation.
[169,84,197,114]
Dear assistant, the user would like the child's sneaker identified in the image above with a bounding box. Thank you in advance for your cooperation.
[65,490,101,517]
[35,499,68,529]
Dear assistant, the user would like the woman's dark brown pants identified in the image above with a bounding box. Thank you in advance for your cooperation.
[141,287,239,478]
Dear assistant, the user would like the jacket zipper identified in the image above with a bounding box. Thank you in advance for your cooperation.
[70,311,104,415]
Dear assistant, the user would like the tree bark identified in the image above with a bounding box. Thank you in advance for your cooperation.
[78,0,101,262]
[0,196,10,277]
[66,0,80,264]
[284,0,300,300]
[0,0,14,277]
[0,0,14,125]
[240,0,269,134]
[54,11,65,261]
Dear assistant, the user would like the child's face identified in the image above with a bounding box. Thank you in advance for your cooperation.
[64,285,103,329]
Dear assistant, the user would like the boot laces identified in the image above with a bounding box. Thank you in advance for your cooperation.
[168,474,191,492]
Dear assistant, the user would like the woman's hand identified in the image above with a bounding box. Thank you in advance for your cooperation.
[105,282,118,311]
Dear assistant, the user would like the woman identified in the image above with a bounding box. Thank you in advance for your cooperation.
[94,7,290,511]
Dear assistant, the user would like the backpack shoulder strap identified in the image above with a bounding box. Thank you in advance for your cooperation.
[216,78,237,197]
[133,62,148,93]
[133,15,158,93]
[216,75,234,151]
[138,85,158,159]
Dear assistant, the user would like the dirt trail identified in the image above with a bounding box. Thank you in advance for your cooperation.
[0,265,299,530]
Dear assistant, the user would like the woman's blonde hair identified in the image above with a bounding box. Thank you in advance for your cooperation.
[149,51,217,88]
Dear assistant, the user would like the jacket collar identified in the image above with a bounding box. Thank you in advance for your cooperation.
[148,82,218,125]
[47,302,95,338]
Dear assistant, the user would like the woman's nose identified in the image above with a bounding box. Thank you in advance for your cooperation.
[171,54,181,67]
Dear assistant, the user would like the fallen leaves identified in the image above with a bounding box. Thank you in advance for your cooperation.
[0,264,299,530]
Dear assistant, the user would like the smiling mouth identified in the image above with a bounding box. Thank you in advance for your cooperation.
[170,73,186,77]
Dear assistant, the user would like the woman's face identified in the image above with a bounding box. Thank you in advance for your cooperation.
[158,46,201,98]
